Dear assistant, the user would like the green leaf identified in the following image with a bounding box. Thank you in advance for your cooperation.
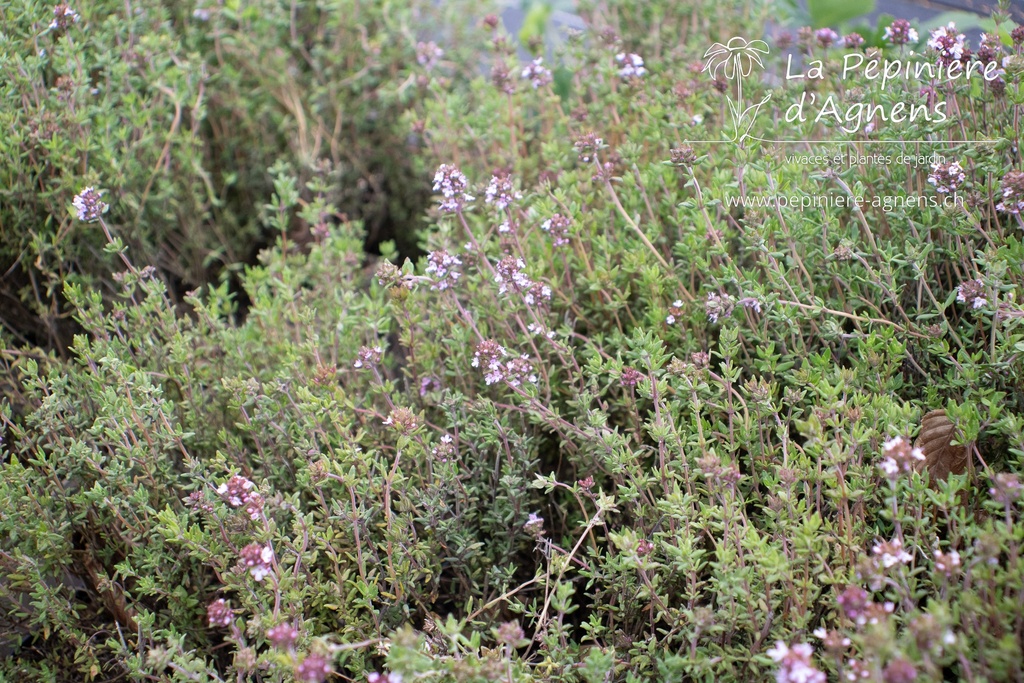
[807,0,875,28]
[519,2,552,50]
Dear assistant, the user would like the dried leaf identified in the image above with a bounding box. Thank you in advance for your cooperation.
[914,409,969,482]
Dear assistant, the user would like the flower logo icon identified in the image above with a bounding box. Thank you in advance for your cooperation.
[702,37,772,145]
[703,37,769,80]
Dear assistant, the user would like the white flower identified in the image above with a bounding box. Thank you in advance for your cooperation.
[873,537,913,568]
[49,4,79,31]
[615,52,647,79]
[521,58,552,88]
[767,641,790,662]
[484,174,521,211]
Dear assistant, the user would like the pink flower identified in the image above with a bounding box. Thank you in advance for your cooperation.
[884,20,918,46]
[815,28,839,49]
[217,475,262,518]
[768,641,826,683]
[238,543,275,581]
[266,623,300,649]
[207,598,233,627]
[295,653,332,683]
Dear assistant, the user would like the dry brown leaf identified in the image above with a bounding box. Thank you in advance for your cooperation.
[914,409,969,483]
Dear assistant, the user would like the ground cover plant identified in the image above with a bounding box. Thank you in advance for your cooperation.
[3,0,1024,681]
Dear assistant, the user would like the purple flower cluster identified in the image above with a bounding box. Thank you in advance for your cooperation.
[425,250,462,291]
[472,340,536,387]
[521,58,552,88]
[368,673,403,683]
[976,33,1002,66]
[620,367,642,387]
[574,132,603,163]
[927,160,965,194]
[524,512,545,538]
[933,548,961,576]
[383,407,419,433]
[485,173,522,211]
[494,256,532,295]
[837,584,894,626]
[50,4,79,32]
[996,170,1024,214]
[217,475,264,520]
[295,653,332,683]
[540,213,571,246]
[433,164,473,213]
[990,472,1023,504]
[956,279,987,309]
[927,22,969,66]
[523,281,552,307]
[416,41,443,70]
[72,186,108,222]
[431,434,455,462]
[666,299,684,325]
[354,345,383,369]
[884,19,918,46]
[815,28,839,49]
[266,623,299,649]
[883,659,918,683]
[207,598,233,627]
[705,292,735,323]
[842,33,864,49]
